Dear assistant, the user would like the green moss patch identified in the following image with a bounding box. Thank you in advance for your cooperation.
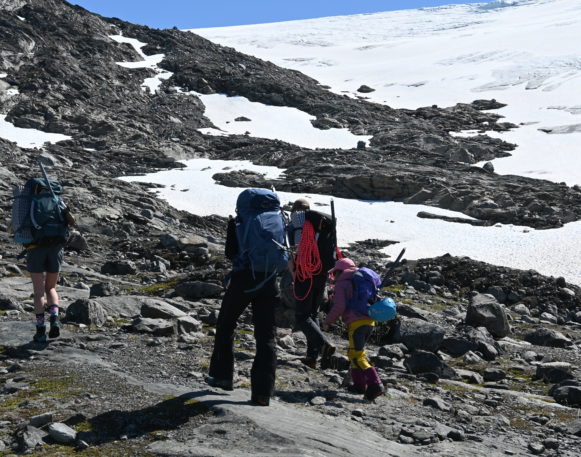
[139,280,179,297]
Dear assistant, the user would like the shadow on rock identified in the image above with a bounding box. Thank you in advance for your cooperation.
[4,341,50,360]
[85,390,254,444]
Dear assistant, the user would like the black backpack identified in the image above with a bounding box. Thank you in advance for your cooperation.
[304,210,337,272]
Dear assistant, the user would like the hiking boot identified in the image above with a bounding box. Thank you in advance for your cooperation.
[49,315,60,339]
[206,376,233,391]
[250,394,270,406]
[300,357,317,369]
[319,343,336,370]
[33,325,47,344]
[363,367,384,401]
[349,368,367,394]
[364,383,384,402]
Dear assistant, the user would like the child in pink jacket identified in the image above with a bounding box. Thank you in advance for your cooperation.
[322,258,384,401]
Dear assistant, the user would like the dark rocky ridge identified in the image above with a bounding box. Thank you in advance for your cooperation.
[1,0,580,228]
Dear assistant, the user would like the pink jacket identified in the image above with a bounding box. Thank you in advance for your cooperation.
[324,267,368,326]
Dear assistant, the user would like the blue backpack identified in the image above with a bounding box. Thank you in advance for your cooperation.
[234,189,289,289]
[12,178,69,246]
[347,267,382,316]
[368,297,398,322]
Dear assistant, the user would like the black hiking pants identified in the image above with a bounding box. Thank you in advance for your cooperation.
[294,273,330,360]
[209,269,279,399]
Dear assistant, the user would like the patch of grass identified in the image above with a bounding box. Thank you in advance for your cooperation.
[382,284,404,293]
[139,280,179,297]
[21,442,158,457]
[75,420,94,433]
[411,302,450,312]
[104,317,130,328]
[509,405,577,429]
[33,376,83,399]
[440,382,481,394]
[0,374,87,418]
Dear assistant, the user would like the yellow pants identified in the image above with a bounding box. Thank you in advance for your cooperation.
[347,318,375,370]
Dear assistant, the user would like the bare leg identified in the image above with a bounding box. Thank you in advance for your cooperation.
[31,273,46,315]
[44,272,59,307]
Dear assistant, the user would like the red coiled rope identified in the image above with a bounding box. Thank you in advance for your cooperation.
[293,220,322,301]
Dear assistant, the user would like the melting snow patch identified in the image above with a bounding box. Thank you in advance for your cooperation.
[186,91,371,149]
[123,158,581,286]
[109,34,173,93]
[0,114,71,148]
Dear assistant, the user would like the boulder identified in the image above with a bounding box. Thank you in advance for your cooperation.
[357,84,375,93]
[101,260,137,275]
[403,350,457,379]
[0,294,23,312]
[552,385,581,407]
[483,368,506,382]
[485,285,506,303]
[465,293,510,338]
[440,325,500,360]
[439,337,475,357]
[67,232,89,251]
[141,300,186,319]
[16,425,46,452]
[393,318,446,352]
[535,362,573,383]
[131,317,176,336]
[524,328,572,347]
[177,315,203,334]
[63,299,107,327]
[89,282,117,298]
[48,423,76,444]
[94,295,151,318]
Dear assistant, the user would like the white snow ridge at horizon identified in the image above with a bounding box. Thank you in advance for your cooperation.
[191,0,581,187]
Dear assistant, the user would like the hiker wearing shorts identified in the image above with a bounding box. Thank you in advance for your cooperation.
[323,258,384,401]
[12,172,72,344]
[288,198,335,370]
[28,244,64,343]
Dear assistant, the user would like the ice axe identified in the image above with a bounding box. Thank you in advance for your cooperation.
[380,247,406,288]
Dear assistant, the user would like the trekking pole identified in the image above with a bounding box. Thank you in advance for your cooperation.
[38,159,59,204]
[330,199,340,258]
[380,247,406,288]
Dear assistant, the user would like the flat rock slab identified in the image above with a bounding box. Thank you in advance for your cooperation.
[0,321,74,348]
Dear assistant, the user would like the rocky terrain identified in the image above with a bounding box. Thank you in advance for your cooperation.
[1,1,581,456]
[1,0,581,228]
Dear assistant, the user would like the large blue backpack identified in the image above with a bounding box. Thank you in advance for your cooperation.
[234,189,289,289]
[347,267,382,316]
[12,178,69,246]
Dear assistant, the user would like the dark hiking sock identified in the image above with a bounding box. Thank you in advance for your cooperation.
[49,305,59,318]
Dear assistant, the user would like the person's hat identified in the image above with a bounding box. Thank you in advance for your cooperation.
[329,258,355,273]
[291,198,310,212]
